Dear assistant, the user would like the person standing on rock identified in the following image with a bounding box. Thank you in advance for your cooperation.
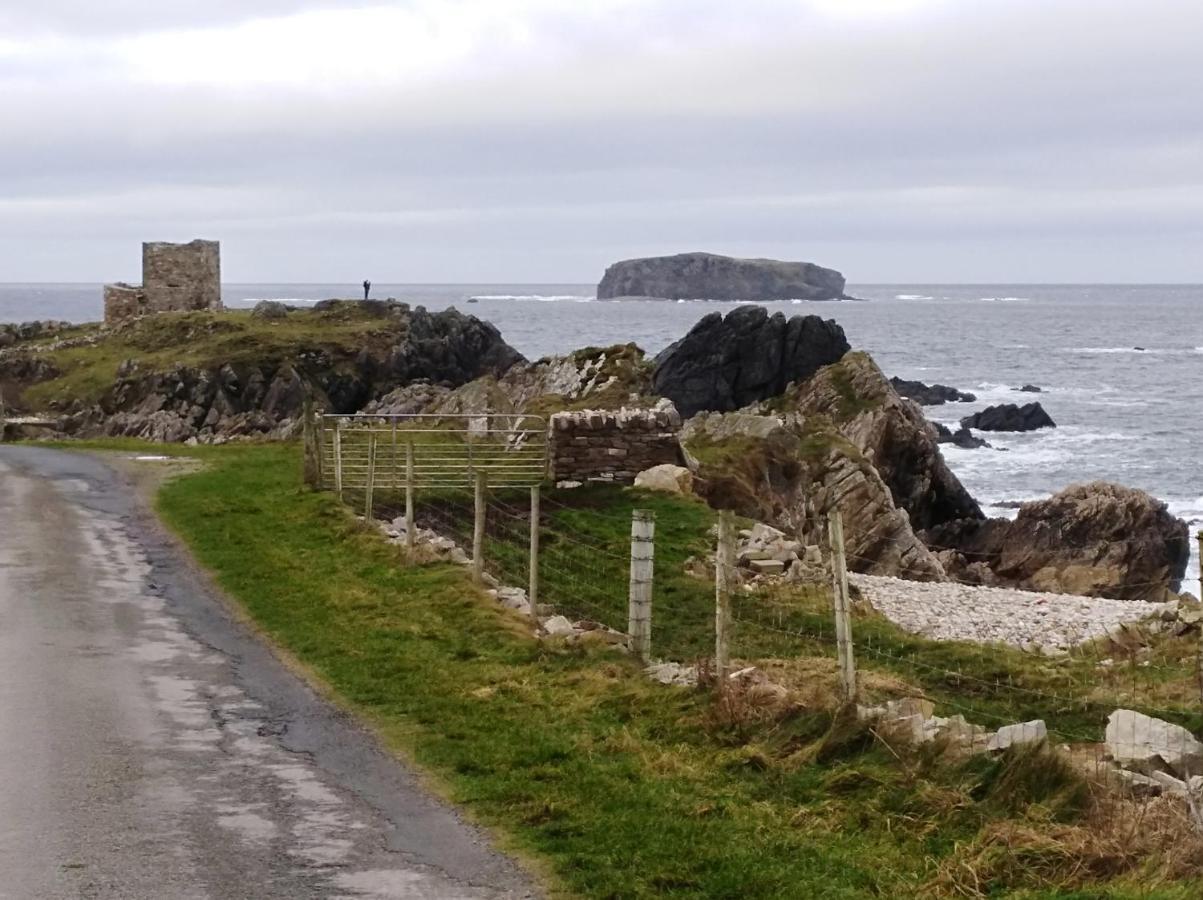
[363,279,371,300]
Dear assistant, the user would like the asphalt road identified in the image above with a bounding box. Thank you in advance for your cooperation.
[0,446,539,899]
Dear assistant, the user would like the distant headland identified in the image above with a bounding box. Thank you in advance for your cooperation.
[596,252,848,302]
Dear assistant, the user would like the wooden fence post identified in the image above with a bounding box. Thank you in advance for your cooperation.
[473,469,487,583]
[715,509,735,684]
[529,484,541,622]
[827,509,857,703]
[628,510,655,663]
[364,432,377,520]
[301,397,319,488]
[405,440,416,551]
[333,421,344,501]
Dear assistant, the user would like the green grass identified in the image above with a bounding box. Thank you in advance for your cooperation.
[88,438,1198,899]
[19,306,413,408]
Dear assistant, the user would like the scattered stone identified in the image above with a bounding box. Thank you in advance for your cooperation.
[1105,709,1203,778]
[851,572,1175,649]
[541,615,577,637]
[987,720,1048,751]
[644,661,698,686]
[748,558,786,576]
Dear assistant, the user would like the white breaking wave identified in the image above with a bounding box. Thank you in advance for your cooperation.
[979,296,1031,302]
[1068,346,1199,355]
[469,294,594,302]
[895,294,934,300]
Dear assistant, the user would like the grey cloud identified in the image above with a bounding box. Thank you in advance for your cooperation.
[1,0,1201,282]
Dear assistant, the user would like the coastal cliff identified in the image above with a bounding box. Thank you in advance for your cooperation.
[596,252,846,301]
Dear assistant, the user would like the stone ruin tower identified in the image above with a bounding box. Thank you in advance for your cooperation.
[103,239,222,325]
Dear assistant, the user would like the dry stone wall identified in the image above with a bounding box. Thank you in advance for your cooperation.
[550,404,683,483]
[103,239,222,325]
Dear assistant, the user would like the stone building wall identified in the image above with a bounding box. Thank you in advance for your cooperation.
[550,404,683,483]
[103,239,222,325]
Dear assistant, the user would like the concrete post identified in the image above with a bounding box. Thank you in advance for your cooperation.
[529,485,541,623]
[364,432,377,521]
[333,422,344,501]
[473,470,487,583]
[628,510,655,663]
[715,509,735,684]
[405,441,416,552]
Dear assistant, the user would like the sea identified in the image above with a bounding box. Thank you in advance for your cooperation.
[3,282,1200,596]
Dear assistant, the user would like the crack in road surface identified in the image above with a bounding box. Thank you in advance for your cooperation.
[0,446,540,899]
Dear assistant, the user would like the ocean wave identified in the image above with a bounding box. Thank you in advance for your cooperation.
[469,294,594,302]
[895,294,934,300]
[979,296,1030,302]
[1067,346,1198,355]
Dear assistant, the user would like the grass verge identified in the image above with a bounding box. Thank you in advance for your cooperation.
[118,440,1203,899]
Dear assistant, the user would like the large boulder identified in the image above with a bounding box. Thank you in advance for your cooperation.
[597,252,846,302]
[960,402,1055,432]
[651,306,850,417]
[925,482,1190,601]
[1105,710,1203,778]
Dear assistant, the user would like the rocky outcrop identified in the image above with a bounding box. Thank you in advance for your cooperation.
[681,411,946,581]
[0,320,72,348]
[597,252,846,301]
[932,422,990,449]
[924,482,1190,602]
[367,343,655,420]
[651,306,849,417]
[775,352,984,531]
[961,402,1055,432]
[889,377,976,405]
[56,302,525,443]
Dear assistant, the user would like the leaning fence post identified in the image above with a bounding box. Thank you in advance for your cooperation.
[715,509,735,684]
[405,440,416,551]
[529,484,541,623]
[827,509,857,703]
[364,431,377,520]
[301,397,319,488]
[333,420,344,500]
[473,469,487,583]
[628,510,655,663]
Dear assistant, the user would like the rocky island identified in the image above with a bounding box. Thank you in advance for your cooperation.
[596,252,847,302]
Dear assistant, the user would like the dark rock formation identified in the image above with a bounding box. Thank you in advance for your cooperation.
[932,422,990,449]
[889,377,976,405]
[651,306,850,417]
[597,252,846,302]
[1017,384,1043,393]
[923,483,1190,602]
[960,402,1055,432]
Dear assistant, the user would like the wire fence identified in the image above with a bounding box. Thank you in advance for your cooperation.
[310,407,1203,820]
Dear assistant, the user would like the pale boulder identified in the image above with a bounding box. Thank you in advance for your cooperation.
[634,464,694,495]
[1105,709,1203,778]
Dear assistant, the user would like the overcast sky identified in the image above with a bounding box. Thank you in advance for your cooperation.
[2,0,1200,283]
